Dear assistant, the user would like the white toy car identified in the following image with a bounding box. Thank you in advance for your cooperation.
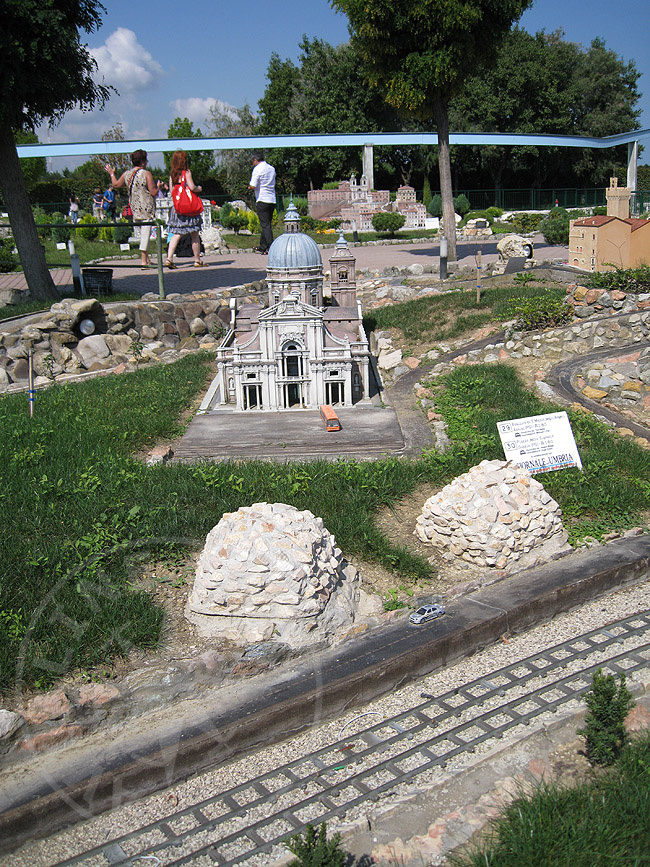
[409,603,445,625]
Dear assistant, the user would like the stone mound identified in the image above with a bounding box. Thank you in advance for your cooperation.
[186,502,360,647]
[415,459,569,570]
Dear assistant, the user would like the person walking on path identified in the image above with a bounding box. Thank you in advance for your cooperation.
[106,150,162,268]
[248,152,276,254]
[68,194,80,223]
[92,187,103,221]
[165,150,204,269]
[102,184,116,221]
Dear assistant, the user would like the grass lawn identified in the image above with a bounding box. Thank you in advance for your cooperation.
[450,729,650,866]
[1,285,649,694]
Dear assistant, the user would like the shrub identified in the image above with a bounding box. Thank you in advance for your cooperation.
[50,211,70,244]
[300,214,316,232]
[507,212,543,234]
[284,823,346,867]
[76,214,99,241]
[453,193,471,216]
[577,669,635,766]
[292,197,309,216]
[219,201,233,224]
[99,225,114,242]
[372,211,406,235]
[221,210,249,234]
[459,209,495,227]
[501,293,573,330]
[113,219,132,244]
[247,210,260,234]
[0,245,17,273]
[428,194,442,217]
[540,207,570,245]
[327,218,342,230]
[486,206,504,219]
[593,206,608,216]
[587,264,650,294]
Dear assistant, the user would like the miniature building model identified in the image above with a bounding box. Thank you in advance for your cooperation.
[568,178,650,272]
[208,203,370,411]
[308,175,427,231]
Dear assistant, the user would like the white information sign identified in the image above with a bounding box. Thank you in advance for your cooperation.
[120,243,130,251]
[497,411,582,474]
[56,242,66,250]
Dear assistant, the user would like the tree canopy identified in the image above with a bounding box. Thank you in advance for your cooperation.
[164,117,216,185]
[330,0,533,259]
[0,0,112,299]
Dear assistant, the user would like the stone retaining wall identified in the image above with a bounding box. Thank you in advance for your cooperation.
[565,284,650,317]
[0,283,266,393]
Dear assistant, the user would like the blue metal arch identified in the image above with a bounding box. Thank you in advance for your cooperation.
[15,128,650,159]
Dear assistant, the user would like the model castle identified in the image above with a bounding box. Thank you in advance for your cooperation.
[308,174,428,231]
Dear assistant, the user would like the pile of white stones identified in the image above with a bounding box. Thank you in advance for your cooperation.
[415,459,569,570]
[186,502,361,647]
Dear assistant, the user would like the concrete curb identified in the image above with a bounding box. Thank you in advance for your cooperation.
[1,534,649,855]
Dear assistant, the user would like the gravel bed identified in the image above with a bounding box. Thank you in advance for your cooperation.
[5,577,650,867]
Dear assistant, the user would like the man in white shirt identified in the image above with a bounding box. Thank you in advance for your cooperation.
[248,152,276,253]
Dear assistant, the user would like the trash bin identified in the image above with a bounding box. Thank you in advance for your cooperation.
[82,267,113,297]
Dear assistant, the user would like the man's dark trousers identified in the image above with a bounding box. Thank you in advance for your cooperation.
[257,201,275,252]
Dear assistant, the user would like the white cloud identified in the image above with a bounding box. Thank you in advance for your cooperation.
[91,28,164,94]
[170,97,237,128]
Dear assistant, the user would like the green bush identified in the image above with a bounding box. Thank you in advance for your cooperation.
[222,210,249,234]
[300,214,316,232]
[577,669,635,766]
[372,211,406,235]
[0,245,17,273]
[219,201,233,224]
[592,206,607,216]
[247,210,260,234]
[486,206,503,219]
[50,211,70,244]
[587,264,650,294]
[428,194,442,217]
[76,214,99,241]
[284,823,346,867]
[459,209,495,228]
[540,207,570,245]
[99,225,114,242]
[453,193,471,216]
[507,212,543,234]
[113,219,132,244]
[292,197,309,216]
[500,293,573,330]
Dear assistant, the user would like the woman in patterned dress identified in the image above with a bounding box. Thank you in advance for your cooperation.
[105,150,162,268]
[165,150,204,269]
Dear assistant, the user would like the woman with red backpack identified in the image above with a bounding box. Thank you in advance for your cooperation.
[165,150,204,269]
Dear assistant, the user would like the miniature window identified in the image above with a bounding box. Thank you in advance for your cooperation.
[330,370,339,377]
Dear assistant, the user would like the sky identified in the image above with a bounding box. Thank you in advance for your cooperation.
[43,0,650,170]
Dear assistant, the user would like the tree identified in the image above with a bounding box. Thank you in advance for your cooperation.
[164,117,216,185]
[0,0,111,300]
[206,102,260,201]
[92,121,131,177]
[448,29,640,191]
[372,211,405,235]
[578,669,635,767]
[330,0,533,260]
[12,130,47,193]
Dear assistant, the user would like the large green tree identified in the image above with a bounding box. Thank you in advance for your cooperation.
[164,117,216,184]
[330,0,532,260]
[0,0,111,300]
[206,102,259,200]
[449,29,640,192]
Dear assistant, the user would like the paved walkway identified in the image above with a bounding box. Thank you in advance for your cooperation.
[0,235,569,299]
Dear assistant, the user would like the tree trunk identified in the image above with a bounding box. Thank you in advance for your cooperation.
[0,125,58,301]
[432,97,457,261]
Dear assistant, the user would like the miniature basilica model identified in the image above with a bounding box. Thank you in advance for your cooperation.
[206,203,370,411]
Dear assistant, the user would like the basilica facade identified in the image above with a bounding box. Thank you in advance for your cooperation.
[207,203,371,412]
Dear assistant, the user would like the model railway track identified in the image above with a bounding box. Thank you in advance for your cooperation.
[53,609,650,867]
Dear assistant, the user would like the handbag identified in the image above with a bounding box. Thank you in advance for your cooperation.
[172,170,204,217]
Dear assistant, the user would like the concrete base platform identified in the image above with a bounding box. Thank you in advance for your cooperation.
[172,404,407,462]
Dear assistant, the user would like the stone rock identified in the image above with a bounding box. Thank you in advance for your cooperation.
[76,335,110,368]
[22,690,70,725]
[415,459,569,570]
[0,709,23,741]
[378,348,403,370]
[187,502,360,648]
[496,234,534,261]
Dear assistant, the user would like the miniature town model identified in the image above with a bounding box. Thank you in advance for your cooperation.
[203,202,371,411]
[308,173,429,231]
[569,178,650,271]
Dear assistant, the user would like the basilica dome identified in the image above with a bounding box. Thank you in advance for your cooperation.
[267,201,322,269]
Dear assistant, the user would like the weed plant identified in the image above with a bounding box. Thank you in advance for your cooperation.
[577,669,635,766]
[449,729,650,866]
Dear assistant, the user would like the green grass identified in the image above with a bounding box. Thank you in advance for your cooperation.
[1,356,648,693]
[365,285,567,344]
[449,729,650,866]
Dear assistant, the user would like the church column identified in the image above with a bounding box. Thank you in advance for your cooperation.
[362,143,374,191]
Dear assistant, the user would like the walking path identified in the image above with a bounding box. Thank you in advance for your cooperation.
[0,235,569,299]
